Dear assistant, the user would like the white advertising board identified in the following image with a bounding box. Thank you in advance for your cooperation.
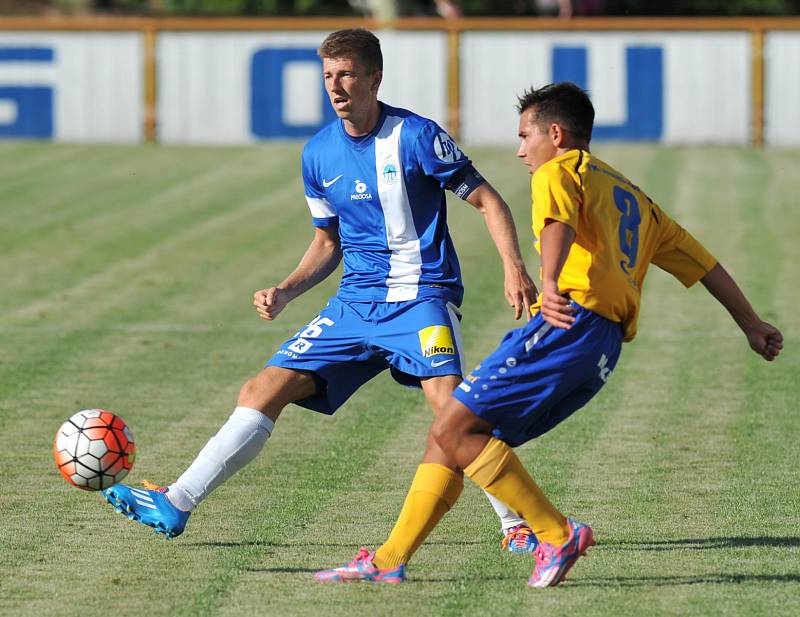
[0,32,142,142]
[765,32,800,147]
[2,27,799,146]
[157,30,448,144]
[460,31,751,145]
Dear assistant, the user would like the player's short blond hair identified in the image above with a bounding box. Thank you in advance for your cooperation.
[318,28,383,73]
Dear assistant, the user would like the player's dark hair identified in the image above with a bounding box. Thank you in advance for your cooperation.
[516,82,595,143]
[318,28,383,73]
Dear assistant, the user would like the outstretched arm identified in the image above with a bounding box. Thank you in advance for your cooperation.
[253,224,342,321]
[700,263,783,361]
[465,183,538,320]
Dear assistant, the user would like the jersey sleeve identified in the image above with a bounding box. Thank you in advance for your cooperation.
[301,145,338,228]
[531,163,582,240]
[413,121,475,192]
[649,202,717,287]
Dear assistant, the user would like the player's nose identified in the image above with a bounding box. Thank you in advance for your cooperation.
[329,74,345,90]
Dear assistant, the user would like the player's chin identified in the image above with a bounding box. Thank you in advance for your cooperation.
[331,101,351,115]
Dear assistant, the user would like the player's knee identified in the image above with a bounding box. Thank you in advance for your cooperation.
[237,373,275,409]
[237,367,316,420]
[238,376,258,401]
[431,414,460,454]
[427,394,449,417]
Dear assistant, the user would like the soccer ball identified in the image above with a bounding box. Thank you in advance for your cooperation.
[53,409,136,491]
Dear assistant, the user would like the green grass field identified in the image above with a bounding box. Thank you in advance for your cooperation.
[0,142,797,617]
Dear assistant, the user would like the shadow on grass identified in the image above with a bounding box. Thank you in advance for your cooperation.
[245,566,320,574]
[572,572,800,587]
[243,568,515,583]
[185,539,491,549]
[404,574,514,583]
[601,536,800,551]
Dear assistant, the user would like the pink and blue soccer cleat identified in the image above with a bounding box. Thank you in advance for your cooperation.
[102,481,190,539]
[314,547,407,583]
[502,524,539,553]
[528,517,595,587]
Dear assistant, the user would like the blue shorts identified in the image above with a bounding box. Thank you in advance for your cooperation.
[452,303,623,447]
[267,296,465,414]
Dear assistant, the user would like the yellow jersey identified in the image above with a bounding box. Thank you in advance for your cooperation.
[530,150,717,342]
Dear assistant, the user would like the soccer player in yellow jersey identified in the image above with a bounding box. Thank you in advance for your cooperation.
[315,82,783,586]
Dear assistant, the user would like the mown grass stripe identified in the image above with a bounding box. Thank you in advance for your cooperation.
[0,146,301,311]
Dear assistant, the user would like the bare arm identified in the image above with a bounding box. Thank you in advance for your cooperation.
[465,182,538,319]
[539,219,577,329]
[700,262,783,361]
[253,224,342,321]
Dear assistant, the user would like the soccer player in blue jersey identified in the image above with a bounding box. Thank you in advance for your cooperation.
[102,28,539,547]
[314,82,783,585]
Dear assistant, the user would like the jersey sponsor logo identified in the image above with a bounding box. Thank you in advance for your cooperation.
[433,132,463,163]
[322,174,343,188]
[382,163,399,185]
[431,358,455,367]
[418,325,455,358]
[350,179,373,201]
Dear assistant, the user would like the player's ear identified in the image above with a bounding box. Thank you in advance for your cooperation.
[371,70,383,93]
[549,123,565,147]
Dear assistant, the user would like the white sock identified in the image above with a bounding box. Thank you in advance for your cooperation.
[166,406,274,512]
[483,490,529,534]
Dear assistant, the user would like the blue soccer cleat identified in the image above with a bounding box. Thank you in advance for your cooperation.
[103,481,190,539]
[314,548,407,583]
[502,524,539,553]
[528,517,595,587]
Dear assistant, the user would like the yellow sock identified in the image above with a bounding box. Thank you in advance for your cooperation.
[373,463,463,569]
[464,437,569,546]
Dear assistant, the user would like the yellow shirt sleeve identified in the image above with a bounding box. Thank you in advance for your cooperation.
[531,162,582,242]
[649,203,717,287]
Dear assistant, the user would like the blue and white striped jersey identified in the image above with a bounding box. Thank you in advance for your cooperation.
[302,103,479,306]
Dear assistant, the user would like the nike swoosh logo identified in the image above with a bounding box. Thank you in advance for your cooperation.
[322,174,343,188]
[431,359,455,368]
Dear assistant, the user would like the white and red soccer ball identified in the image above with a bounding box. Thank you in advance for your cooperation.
[53,409,136,491]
